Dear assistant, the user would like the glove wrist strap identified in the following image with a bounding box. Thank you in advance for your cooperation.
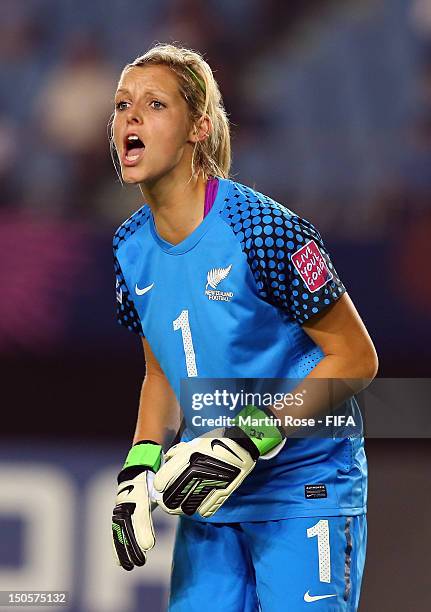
[227,405,284,457]
[123,441,162,473]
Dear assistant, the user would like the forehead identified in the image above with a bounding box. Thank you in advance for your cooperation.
[116,64,181,97]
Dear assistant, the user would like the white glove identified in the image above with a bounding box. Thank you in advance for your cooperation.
[112,441,162,571]
[154,405,285,518]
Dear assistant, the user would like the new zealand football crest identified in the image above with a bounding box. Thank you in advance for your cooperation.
[205,264,234,302]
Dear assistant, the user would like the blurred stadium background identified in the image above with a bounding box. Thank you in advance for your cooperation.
[1,0,430,610]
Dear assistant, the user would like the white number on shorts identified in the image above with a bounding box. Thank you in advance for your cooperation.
[307,519,331,583]
[173,310,198,377]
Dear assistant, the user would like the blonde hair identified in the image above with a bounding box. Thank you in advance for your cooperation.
[120,43,231,180]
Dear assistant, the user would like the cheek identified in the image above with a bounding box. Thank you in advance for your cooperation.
[155,115,190,151]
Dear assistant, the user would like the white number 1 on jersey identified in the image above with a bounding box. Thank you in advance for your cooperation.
[307,519,331,583]
[173,310,198,377]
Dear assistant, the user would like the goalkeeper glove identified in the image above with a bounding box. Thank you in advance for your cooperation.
[154,405,285,518]
[112,440,162,571]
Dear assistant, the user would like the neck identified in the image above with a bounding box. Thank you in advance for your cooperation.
[139,168,207,245]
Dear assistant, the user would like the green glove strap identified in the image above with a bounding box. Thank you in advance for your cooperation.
[123,442,162,473]
[232,405,284,456]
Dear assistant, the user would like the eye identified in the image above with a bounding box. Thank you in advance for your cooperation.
[115,101,129,111]
[150,100,165,110]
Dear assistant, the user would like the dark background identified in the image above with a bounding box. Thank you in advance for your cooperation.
[1,0,430,610]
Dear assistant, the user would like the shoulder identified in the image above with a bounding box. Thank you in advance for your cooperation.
[113,204,151,254]
[220,179,321,246]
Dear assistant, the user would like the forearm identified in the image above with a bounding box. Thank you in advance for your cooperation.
[270,353,377,436]
[133,371,181,449]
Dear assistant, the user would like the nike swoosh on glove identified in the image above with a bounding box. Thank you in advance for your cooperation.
[153,405,285,518]
[112,441,162,571]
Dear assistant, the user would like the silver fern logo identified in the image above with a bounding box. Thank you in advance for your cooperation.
[205,264,234,301]
[206,264,232,290]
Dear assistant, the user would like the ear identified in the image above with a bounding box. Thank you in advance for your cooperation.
[188,115,212,144]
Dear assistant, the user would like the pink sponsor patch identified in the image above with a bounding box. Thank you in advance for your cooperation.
[291,240,333,293]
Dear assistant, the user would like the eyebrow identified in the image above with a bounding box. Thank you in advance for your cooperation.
[114,86,172,98]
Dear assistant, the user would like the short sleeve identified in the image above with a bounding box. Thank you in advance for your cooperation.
[114,255,144,336]
[245,208,346,324]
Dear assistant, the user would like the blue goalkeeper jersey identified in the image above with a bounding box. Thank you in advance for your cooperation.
[113,178,367,522]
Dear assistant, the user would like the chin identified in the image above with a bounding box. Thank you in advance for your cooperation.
[121,162,179,186]
[121,168,146,184]
[123,176,143,184]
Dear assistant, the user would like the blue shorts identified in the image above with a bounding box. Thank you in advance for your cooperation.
[169,515,367,612]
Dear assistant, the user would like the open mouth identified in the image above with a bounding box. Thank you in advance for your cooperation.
[124,134,145,162]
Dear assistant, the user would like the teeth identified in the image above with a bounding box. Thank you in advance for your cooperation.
[127,135,139,141]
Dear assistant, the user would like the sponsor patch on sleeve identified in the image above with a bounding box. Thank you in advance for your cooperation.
[291,240,333,293]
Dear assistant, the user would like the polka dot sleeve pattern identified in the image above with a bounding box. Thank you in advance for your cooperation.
[112,206,150,337]
[113,255,144,336]
[221,182,346,325]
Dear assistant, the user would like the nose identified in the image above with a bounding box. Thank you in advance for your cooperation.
[126,106,143,125]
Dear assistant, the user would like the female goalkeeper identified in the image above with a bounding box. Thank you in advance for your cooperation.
[110,43,378,612]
